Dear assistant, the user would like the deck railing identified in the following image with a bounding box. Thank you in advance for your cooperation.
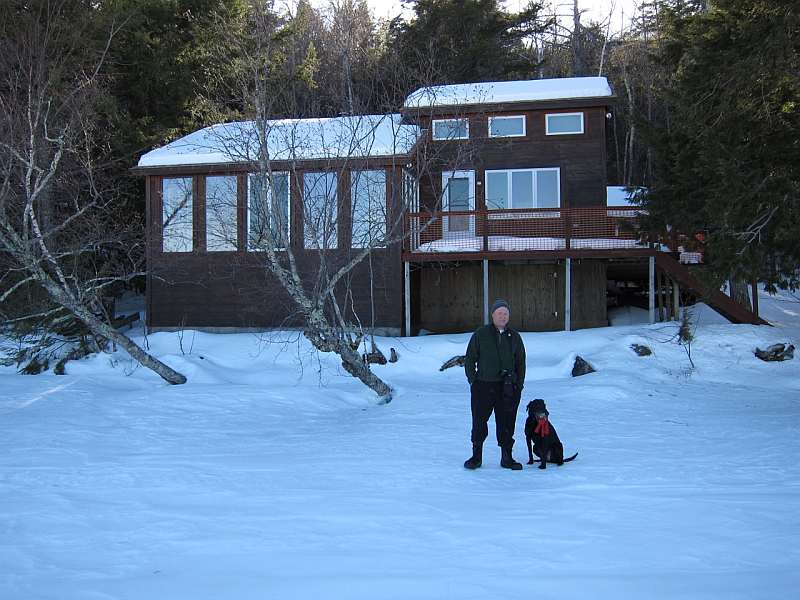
[404,207,648,254]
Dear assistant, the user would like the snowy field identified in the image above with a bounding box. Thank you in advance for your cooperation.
[2,290,800,599]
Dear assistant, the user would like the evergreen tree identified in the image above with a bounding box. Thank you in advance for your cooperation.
[104,0,249,151]
[387,0,547,87]
[642,0,800,290]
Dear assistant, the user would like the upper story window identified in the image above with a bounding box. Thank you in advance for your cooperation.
[161,177,193,252]
[485,168,560,209]
[545,112,584,135]
[205,175,238,252]
[303,172,338,249]
[489,115,526,138]
[351,170,387,249]
[249,172,290,251]
[432,118,469,140]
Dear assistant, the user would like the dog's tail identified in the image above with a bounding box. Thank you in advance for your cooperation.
[562,452,578,463]
[530,452,579,465]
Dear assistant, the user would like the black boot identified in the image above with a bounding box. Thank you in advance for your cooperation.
[500,447,523,470]
[464,444,482,469]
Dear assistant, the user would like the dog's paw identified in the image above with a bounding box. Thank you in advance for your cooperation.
[527,459,534,465]
[538,463,547,470]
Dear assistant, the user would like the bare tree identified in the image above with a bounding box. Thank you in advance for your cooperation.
[186,0,480,399]
[0,1,186,384]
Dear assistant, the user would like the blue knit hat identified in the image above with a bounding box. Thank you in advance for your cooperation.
[490,299,510,315]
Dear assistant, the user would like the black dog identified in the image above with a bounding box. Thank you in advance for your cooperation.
[524,399,578,469]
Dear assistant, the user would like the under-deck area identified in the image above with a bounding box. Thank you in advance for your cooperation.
[403,251,658,334]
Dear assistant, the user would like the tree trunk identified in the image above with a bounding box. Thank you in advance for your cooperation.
[43,279,187,385]
[302,317,392,400]
[728,277,752,312]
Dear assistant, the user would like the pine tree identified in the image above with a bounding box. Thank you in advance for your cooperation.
[642,0,800,290]
[387,0,547,86]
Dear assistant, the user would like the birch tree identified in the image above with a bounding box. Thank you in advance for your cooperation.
[0,0,187,384]
[192,1,481,399]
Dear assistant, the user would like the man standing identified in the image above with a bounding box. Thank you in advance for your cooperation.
[463,299,526,470]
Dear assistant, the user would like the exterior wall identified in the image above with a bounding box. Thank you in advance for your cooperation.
[145,162,404,331]
[570,259,608,330]
[142,96,614,334]
[415,106,608,211]
[416,259,607,333]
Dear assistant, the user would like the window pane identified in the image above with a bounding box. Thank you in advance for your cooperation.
[511,171,534,208]
[536,170,559,207]
[206,176,238,251]
[489,116,524,137]
[447,178,470,211]
[249,173,289,250]
[433,119,468,140]
[351,170,386,248]
[162,177,193,252]
[485,172,508,209]
[547,113,583,134]
[303,172,337,249]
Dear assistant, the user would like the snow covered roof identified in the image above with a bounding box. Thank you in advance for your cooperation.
[137,114,420,168]
[403,77,614,109]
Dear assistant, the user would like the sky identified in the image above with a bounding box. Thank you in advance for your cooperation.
[364,0,641,32]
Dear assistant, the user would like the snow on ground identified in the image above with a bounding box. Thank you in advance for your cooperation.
[2,289,800,599]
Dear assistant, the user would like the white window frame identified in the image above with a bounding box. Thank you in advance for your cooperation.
[403,168,420,250]
[432,118,469,141]
[545,112,584,136]
[484,168,561,209]
[488,115,526,138]
[247,172,291,251]
[441,170,475,236]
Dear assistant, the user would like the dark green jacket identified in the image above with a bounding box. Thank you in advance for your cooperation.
[464,324,526,388]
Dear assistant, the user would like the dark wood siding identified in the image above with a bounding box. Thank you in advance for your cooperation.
[417,107,607,211]
[570,259,608,329]
[147,160,404,330]
[148,250,402,329]
[416,259,607,333]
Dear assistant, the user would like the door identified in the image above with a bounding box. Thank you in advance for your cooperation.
[442,170,475,237]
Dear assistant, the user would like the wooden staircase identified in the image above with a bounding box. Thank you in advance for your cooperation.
[655,253,769,326]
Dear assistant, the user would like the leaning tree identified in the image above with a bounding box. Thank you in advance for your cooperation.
[0,0,186,384]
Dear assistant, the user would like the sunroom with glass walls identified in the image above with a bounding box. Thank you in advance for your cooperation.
[157,167,394,256]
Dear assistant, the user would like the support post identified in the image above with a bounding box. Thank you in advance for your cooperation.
[673,279,680,320]
[565,258,572,332]
[483,259,489,325]
[649,256,656,324]
[657,269,665,322]
[404,262,411,336]
[751,277,759,318]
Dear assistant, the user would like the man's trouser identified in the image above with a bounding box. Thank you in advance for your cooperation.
[470,380,521,448]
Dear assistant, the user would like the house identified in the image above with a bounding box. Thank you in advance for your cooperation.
[133,76,765,334]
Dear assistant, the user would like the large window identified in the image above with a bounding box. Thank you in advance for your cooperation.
[205,175,238,251]
[432,118,469,140]
[162,177,193,252]
[489,115,526,138]
[249,172,290,250]
[351,170,386,248]
[545,112,584,135]
[303,172,337,249]
[484,168,560,209]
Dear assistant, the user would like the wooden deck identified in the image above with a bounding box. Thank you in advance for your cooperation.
[403,207,652,261]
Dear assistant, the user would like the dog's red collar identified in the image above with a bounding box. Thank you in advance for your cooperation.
[534,416,550,437]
